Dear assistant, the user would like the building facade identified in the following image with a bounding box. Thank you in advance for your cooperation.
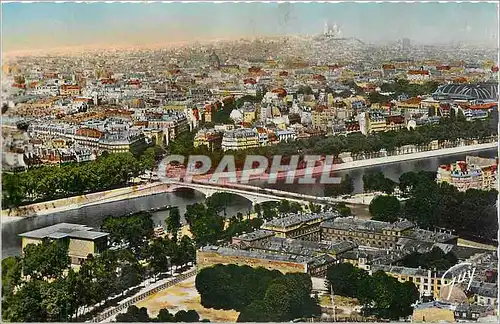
[19,223,108,266]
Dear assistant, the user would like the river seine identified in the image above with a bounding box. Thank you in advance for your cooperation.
[2,148,496,257]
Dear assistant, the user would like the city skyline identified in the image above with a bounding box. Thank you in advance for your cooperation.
[2,1,498,54]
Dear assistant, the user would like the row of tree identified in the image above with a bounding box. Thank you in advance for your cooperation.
[171,117,495,171]
[115,305,208,322]
[2,147,163,208]
[326,263,419,320]
[369,79,441,104]
[2,211,196,322]
[195,264,321,322]
[365,170,498,241]
[2,243,148,322]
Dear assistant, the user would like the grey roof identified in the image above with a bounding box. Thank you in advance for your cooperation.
[70,230,109,240]
[470,281,498,298]
[19,223,108,241]
[385,220,415,231]
[404,228,457,243]
[249,236,356,257]
[371,264,431,277]
[321,217,389,233]
[433,83,498,100]
[414,300,454,310]
[455,303,493,313]
[263,212,338,230]
[396,238,455,255]
[233,229,275,242]
[200,245,311,264]
[308,254,337,268]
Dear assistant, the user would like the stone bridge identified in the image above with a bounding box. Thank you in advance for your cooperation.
[164,180,375,206]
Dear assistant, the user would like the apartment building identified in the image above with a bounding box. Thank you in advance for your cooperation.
[221,128,259,151]
[59,84,81,96]
[193,128,222,151]
[437,156,498,192]
[261,212,338,241]
[312,105,336,130]
[321,217,457,249]
[197,245,337,278]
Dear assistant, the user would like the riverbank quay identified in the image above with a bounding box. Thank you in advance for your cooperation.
[1,182,170,218]
[2,141,496,220]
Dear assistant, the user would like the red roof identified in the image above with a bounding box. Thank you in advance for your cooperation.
[313,74,326,81]
[243,78,257,85]
[436,65,451,71]
[248,66,262,73]
[469,103,497,110]
[271,88,287,97]
[408,70,429,75]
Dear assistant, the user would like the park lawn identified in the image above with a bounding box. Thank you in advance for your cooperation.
[136,275,239,322]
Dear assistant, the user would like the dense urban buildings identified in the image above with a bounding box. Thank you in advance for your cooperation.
[2,2,499,323]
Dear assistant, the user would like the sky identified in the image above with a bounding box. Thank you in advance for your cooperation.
[2,2,498,53]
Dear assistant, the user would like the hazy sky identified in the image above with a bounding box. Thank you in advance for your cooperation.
[2,2,498,52]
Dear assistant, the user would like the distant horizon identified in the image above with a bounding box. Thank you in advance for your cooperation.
[2,2,498,55]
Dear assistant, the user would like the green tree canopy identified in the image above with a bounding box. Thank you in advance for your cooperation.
[369,195,401,223]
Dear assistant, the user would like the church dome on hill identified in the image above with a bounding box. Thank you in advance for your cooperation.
[208,51,220,69]
[433,83,498,100]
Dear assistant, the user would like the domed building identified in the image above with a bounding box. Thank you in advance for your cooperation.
[208,51,220,69]
[432,82,498,101]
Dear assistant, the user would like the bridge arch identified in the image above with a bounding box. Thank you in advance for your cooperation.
[168,185,281,205]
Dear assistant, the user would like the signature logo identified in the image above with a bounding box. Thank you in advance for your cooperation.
[440,262,476,300]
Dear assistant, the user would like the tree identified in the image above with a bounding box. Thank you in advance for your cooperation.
[399,247,458,271]
[40,277,74,322]
[101,212,155,257]
[2,256,22,296]
[155,309,175,322]
[363,172,396,194]
[398,171,435,196]
[206,193,233,215]
[369,195,401,223]
[166,207,182,242]
[190,208,225,246]
[326,263,368,298]
[261,202,278,220]
[197,265,318,322]
[2,280,46,322]
[177,235,196,267]
[174,310,200,322]
[115,305,151,322]
[140,147,157,171]
[2,173,26,210]
[237,300,271,322]
[254,204,261,217]
[22,239,70,280]
[335,203,351,217]
[146,237,171,280]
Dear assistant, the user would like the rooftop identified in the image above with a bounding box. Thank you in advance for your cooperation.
[321,217,389,233]
[200,245,311,264]
[233,229,275,242]
[262,211,338,230]
[19,223,108,241]
[249,236,356,257]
